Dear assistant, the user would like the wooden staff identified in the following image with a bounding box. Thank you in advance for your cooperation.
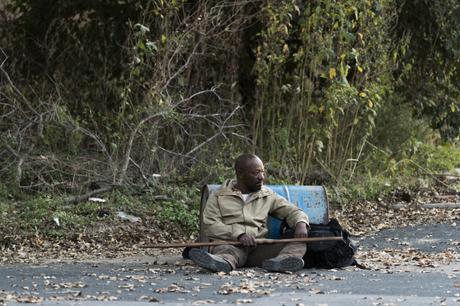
[141,236,343,249]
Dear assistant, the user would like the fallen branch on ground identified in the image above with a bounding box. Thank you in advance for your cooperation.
[64,185,116,204]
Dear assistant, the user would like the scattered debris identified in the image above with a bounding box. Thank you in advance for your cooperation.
[0,181,457,306]
[88,197,107,203]
[138,295,160,302]
[116,211,142,223]
[154,284,190,294]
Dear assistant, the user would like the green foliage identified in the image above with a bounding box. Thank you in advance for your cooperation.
[109,184,202,235]
[330,174,395,206]
[156,201,199,234]
[371,96,430,158]
[0,183,9,199]
[0,0,459,242]
[176,150,236,185]
[333,142,460,207]
[12,197,98,237]
[0,183,203,240]
[1,0,247,193]
[413,143,460,173]
[329,144,460,208]
[253,0,392,182]
[394,0,460,139]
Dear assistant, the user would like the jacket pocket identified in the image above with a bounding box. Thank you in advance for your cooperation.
[218,197,243,224]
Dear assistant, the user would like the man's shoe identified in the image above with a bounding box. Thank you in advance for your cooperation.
[189,248,232,273]
[261,256,304,272]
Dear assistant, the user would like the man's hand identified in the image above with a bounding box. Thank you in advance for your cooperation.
[294,222,309,238]
[238,233,256,247]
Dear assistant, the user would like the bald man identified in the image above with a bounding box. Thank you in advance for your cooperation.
[189,154,310,272]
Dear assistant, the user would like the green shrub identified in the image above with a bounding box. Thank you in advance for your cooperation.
[413,143,460,172]
[156,201,199,234]
[13,197,93,238]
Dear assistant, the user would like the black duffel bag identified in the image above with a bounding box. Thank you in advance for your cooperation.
[283,218,359,269]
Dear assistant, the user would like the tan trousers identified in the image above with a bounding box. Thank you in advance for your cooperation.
[210,242,306,269]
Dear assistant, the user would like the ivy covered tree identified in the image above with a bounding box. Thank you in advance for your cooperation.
[394,0,460,139]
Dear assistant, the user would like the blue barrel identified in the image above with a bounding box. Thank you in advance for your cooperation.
[199,184,329,241]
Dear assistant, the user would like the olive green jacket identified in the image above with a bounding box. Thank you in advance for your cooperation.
[202,179,309,241]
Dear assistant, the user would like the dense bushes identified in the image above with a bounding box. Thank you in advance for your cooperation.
[0,0,458,199]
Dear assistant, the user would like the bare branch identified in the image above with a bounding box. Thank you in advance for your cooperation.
[185,132,221,156]
[129,157,149,183]
[162,39,203,94]
[0,48,8,68]
[0,50,40,117]
[185,105,241,156]
[64,185,116,205]
[117,110,169,185]
[173,86,221,107]
[75,127,114,171]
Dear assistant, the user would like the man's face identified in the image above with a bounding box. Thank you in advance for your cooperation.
[238,157,265,192]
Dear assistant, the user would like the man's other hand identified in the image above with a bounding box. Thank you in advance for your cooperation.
[294,222,309,238]
[238,233,256,247]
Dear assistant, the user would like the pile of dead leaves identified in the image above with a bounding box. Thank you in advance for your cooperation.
[333,182,459,236]
[358,248,460,271]
[334,201,459,236]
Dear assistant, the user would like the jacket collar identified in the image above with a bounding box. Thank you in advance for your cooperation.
[216,179,272,198]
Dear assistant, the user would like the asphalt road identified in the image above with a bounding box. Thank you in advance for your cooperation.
[1,222,459,306]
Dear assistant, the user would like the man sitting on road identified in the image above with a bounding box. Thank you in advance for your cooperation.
[189,154,310,272]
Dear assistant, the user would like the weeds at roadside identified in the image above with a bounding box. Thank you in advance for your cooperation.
[0,183,201,246]
[0,143,458,250]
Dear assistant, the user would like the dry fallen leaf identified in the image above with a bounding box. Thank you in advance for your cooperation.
[138,295,160,302]
[154,284,189,294]
[129,275,147,283]
[15,295,44,304]
[118,283,136,290]
[95,294,118,301]
[235,299,253,304]
[192,300,216,305]
[309,288,324,294]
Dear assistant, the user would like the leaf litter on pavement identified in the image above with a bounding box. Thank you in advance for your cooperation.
[0,180,459,304]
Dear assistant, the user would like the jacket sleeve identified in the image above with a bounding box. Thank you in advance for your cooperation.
[202,193,244,240]
[269,193,310,228]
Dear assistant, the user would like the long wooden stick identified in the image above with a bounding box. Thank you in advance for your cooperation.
[142,236,343,249]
